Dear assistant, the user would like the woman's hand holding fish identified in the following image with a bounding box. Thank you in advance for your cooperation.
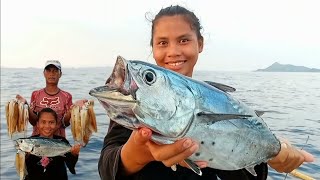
[267,139,314,173]
[120,127,199,175]
[70,144,81,156]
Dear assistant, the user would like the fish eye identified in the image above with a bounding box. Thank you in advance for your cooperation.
[143,70,156,85]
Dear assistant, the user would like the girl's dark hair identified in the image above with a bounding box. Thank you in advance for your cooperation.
[38,107,58,122]
[150,5,203,46]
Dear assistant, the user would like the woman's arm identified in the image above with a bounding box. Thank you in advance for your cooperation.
[99,121,199,180]
[98,121,132,180]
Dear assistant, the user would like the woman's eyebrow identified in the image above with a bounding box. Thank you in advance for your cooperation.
[154,36,168,41]
[177,33,192,39]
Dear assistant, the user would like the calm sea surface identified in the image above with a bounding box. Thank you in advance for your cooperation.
[1,67,319,180]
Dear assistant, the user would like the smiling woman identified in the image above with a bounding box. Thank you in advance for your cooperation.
[95,5,314,180]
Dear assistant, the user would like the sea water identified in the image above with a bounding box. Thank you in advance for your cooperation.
[1,67,319,179]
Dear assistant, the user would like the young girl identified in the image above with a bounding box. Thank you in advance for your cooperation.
[24,108,81,180]
[98,5,314,180]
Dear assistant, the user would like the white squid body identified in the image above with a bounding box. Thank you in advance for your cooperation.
[5,99,29,139]
[15,151,27,180]
[70,100,97,146]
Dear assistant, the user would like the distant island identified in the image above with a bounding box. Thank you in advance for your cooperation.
[255,62,320,72]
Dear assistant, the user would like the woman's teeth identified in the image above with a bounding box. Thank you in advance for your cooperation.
[167,61,184,66]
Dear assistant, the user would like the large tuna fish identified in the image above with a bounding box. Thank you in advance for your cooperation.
[89,56,281,176]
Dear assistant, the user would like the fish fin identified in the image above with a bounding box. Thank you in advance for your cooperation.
[204,81,236,92]
[254,110,265,117]
[245,166,257,176]
[184,159,202,176]
[197,112,252,123]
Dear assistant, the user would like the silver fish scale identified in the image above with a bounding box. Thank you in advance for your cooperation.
[186,117,278,170]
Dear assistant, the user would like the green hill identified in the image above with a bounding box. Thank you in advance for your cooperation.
[255,62,320,72]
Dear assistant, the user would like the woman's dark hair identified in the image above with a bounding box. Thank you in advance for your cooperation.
[38,107,58,122]
[150,5,203,46]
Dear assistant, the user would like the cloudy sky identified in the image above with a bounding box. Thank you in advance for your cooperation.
[2,0,320,71]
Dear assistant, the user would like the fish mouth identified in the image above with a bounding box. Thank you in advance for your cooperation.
[89,56,139,103]
[89,86,137,103]
[89,56,141,129]
[105,56,128,92]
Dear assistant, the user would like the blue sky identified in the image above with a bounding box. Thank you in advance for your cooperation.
[1,0,320,71]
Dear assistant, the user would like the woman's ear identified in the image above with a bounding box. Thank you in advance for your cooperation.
[198,38,204,53]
